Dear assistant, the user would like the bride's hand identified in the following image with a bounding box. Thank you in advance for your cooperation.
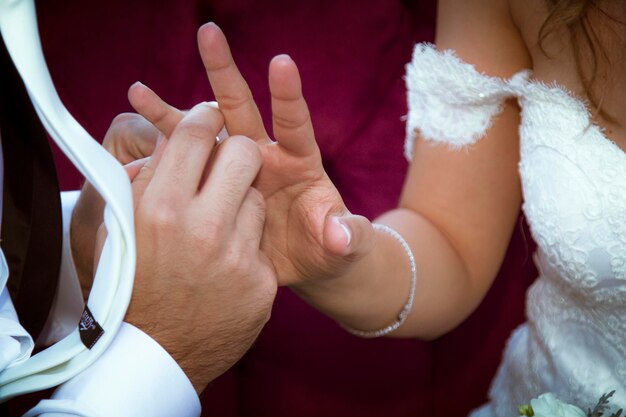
[130,22,374,287]
[71,113,169,296]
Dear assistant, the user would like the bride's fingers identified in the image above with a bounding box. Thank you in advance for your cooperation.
[103,113,161,163]
[197,22,269,142]
[123,157,151,182]
[268,55,318,157]
[127,134,169,206]
[128,82,184,137]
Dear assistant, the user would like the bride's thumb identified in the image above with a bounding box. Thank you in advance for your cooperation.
[324,214,375,260]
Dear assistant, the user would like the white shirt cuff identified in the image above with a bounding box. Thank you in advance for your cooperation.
[27,322,201,417]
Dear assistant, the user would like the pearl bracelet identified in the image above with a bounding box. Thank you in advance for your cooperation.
[342,223,417,338]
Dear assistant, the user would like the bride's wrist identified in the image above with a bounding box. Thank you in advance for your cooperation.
[289,223,416,336]
[339,224,416,337]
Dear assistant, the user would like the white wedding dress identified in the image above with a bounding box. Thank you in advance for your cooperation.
[405,44,626,416]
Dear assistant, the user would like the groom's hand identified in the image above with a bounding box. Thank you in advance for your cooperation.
[124,102,277,393]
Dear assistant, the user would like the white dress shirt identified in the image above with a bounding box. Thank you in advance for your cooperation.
[0,139,201,416]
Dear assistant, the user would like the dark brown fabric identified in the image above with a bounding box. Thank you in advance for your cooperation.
[0,36,63,342]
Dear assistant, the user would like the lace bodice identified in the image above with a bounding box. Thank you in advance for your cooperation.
[405,44,626,415]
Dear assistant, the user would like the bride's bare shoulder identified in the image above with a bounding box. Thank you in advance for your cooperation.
[509,0,626,144]
[436,0,531,77]
[508,0,582,87]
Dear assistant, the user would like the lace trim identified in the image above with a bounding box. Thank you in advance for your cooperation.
[404,43,530,160]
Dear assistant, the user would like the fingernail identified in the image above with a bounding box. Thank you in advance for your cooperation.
[332,216,352,247]
[274,54,292,63]
[203,22,220,32]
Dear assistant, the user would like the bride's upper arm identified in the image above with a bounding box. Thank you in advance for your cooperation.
[400,0,532,292]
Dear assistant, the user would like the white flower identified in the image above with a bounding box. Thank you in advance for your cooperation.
[530,393,586,417]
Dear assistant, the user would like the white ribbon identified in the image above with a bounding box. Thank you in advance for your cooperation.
[0,0,136,400]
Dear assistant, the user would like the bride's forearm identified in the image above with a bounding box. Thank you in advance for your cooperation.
[291,208,493,340]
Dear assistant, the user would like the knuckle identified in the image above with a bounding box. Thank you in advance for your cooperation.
[259,275,278,304]
[220,175,252,207]
[224,135,262,166]
[151,102,180,126]
[111,112,140,128]
[272,110,310,132]
[215,144,262,197]
[104,113,141,149]
[217,248,253,278]
[137,199,179,231]
[217,90,253,112]
[254,273,278,322]
[150,108,170,127]
[234,270,276,326]
[191,219,225,246]
[176,120,213,143]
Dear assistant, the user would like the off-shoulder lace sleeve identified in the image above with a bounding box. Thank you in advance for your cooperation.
[404,43,530,160]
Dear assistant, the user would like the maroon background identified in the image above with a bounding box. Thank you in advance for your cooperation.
[13,1,537,415]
